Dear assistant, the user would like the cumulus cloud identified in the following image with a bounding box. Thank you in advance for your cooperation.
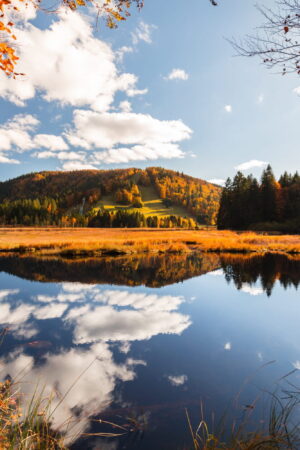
[167,374,188,386]
[61,161,99,171]
[0,154,20,164]
[34,151,85,161]
[0,114,69,162]
[240,283,264,296]
[208,178,226,186]
[235,159,268,171]
[119,100,132,113]
[131,21,156,45]
[33,134,69,151]
[165,69,189,81]
[224,105,232,113]
[208,269,223,277]
[0,114,39,151]
[65,110,192,149]
[115,45,134,62]
[0,289,20,300]
[68,304,190,344]
[0,344,139,439]
[0,12,193,168]
[0,11,147,110]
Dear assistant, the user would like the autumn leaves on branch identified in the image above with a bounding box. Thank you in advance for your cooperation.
[0,0,143,77]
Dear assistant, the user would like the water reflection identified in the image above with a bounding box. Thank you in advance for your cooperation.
[0,284,191,442]
[0,252,299,448]
[220,253,300,296]
[0,253,220,287]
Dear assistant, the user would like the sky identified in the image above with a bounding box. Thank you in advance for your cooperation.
[0,0,300,184]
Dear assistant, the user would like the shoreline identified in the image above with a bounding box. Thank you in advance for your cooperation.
[0,228,299,257]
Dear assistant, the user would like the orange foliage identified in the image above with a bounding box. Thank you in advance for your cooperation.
[0,0,142,76]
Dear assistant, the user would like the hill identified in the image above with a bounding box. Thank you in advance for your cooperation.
[0,167,222,227]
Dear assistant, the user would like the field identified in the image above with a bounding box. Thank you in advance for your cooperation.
[93,185,194,218]
[0,228,299,256]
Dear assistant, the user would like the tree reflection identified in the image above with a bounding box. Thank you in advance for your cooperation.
[0,253,220,287]
[220,253,300,296]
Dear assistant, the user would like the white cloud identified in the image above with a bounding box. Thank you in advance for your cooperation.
[92,143,185,164]
[224,105,232,113]
[293,87,300,96]
[115,46,134,62]
[0,115,69,162]
[165,69,189,81]
[119,100,132,113]
[0,154,20,164]
[208,178,226,186]
[235,159,268,171]
[167,374,188,386]
[0,13,194,168]
[0,289,20,300]
[34,151,85,161]
[33,134,69,151]
[62,288,190,344]
[241,283,264,296]
[34,303,68,320]
[66,109,192,151]
[0,343,139,440]
[126,87,148,97]
[208,269,223,277]
[131,21,156,45]
[0,114,39,151]
[224,342,231,351]
[0,11,146,111]
[293,360,300,370]
[69,305,191,344]
[119,341,131,354]
[61,161,99,171]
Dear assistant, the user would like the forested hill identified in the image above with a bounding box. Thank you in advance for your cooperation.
[0,167,222,227]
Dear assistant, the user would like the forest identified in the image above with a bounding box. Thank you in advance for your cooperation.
[217,165,300,233]
[0,167,221,227]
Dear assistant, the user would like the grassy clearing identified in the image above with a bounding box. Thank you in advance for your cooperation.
[93,185,194,218]
[0,228,299,256]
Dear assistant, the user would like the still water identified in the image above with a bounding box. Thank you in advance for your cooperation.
[0,253,299,449]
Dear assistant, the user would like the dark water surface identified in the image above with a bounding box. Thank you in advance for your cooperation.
[0,253,299,449]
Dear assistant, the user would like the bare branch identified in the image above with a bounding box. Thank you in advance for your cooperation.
[230,0,300,75]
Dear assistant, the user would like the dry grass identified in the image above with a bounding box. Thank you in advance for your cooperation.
[0,228,299,256]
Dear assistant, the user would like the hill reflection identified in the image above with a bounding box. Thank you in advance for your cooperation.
[0,253,220,287]
[0,252,299,293]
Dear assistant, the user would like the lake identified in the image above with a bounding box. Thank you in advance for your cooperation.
[0,252,299,449]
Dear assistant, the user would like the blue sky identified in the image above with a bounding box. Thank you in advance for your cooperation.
[0,0,299,183]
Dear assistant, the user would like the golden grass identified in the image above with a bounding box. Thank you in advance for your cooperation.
[0,228,299,256]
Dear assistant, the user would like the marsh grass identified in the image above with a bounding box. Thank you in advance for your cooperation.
[185,378,300,450]
[2,368,300,449]
[0,228,299,257]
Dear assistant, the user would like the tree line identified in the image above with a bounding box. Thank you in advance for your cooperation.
[0,198,197,228]
[217,165,300,232]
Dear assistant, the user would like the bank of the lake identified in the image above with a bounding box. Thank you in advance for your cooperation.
[0,228,299,257]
